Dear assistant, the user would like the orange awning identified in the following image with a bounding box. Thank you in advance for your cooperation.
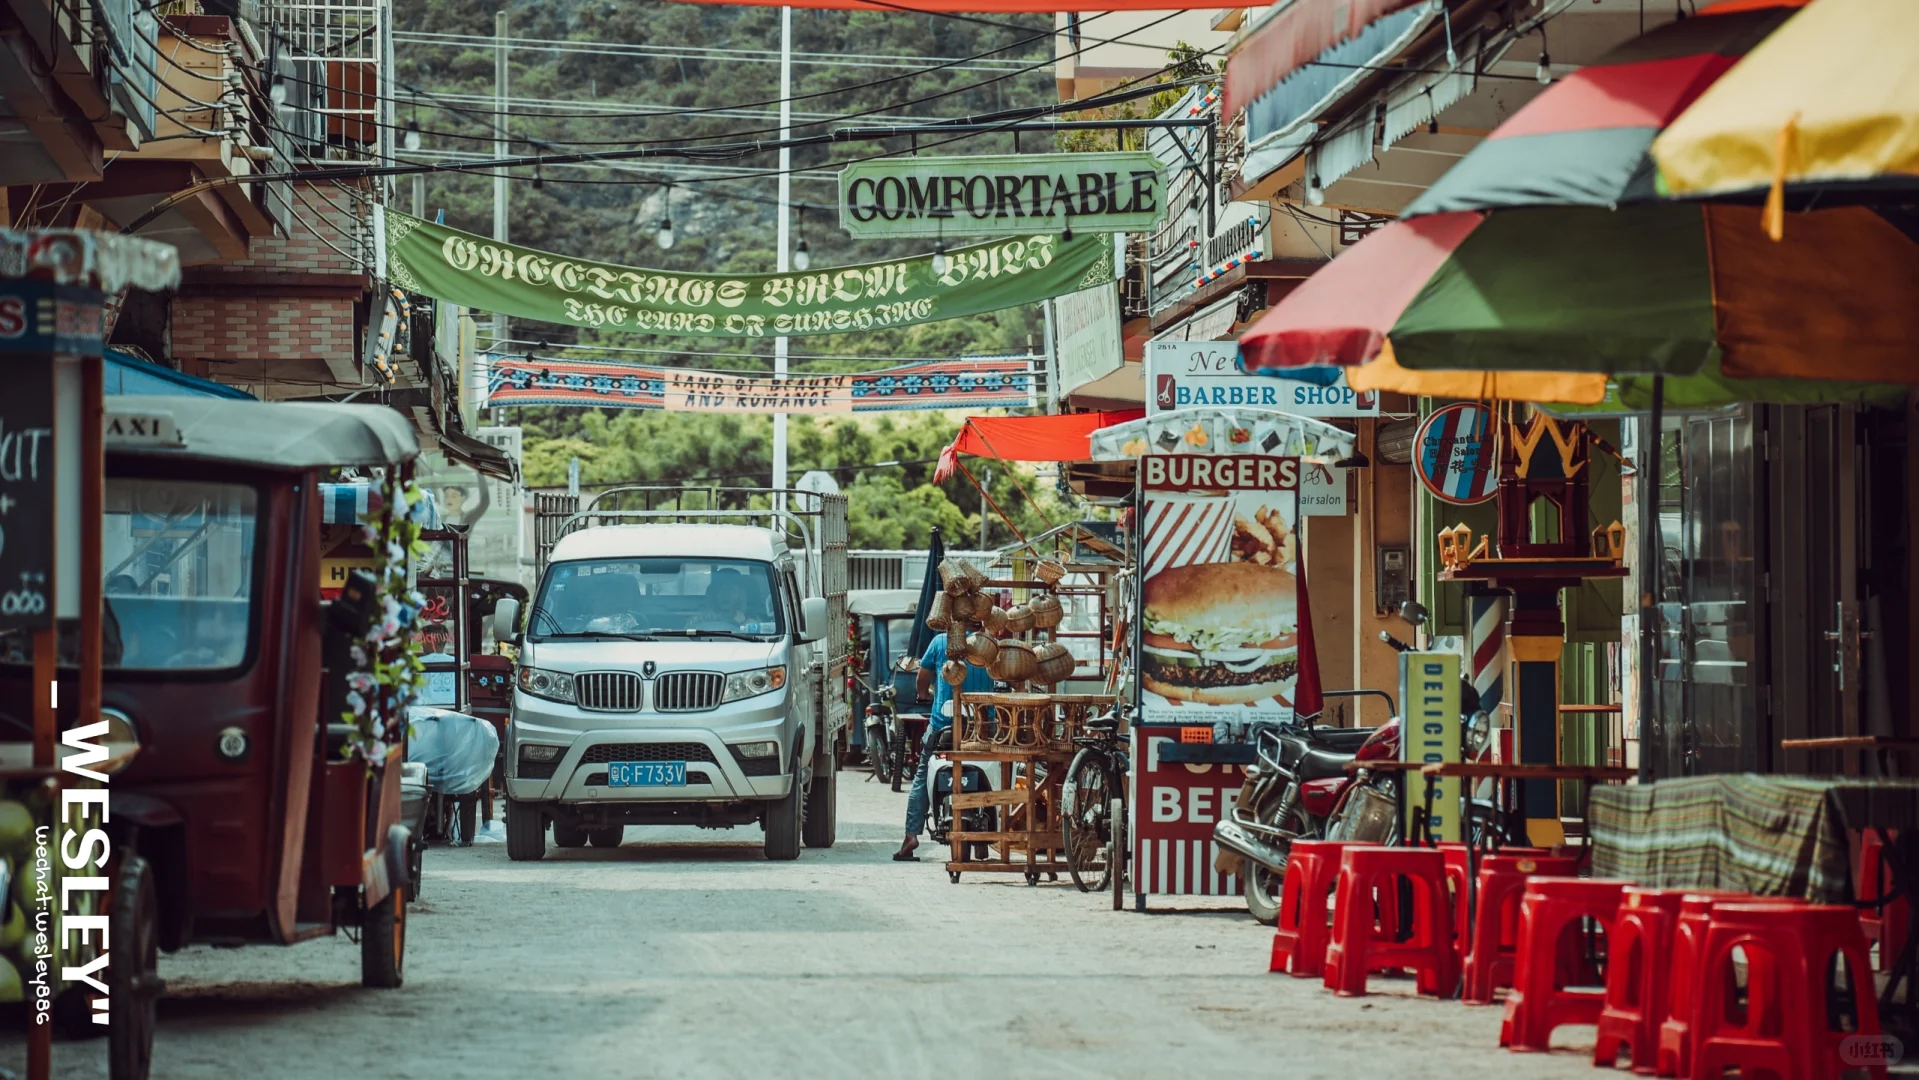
[937,410,1144,481]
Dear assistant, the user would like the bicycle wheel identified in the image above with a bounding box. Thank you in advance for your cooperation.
[1061,750,1114,893]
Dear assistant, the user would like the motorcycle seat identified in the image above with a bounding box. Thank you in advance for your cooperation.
[1296,746,1355,781]
[1302,726,1378,753]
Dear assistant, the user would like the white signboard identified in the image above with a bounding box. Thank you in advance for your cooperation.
[1147,341,1379,418]
[1299,460,1348,517]
[1054,280,1124,395]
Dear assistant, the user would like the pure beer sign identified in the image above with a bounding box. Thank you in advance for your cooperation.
[838,152,1166,240]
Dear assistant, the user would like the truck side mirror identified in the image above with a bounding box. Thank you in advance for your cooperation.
[493,597,521,644]
[800,597,827,643]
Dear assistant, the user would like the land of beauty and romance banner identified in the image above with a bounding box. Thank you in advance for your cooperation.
[380,210,1115,338]
[486,356,1035,413]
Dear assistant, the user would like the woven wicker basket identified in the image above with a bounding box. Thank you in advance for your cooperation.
[1003,604,1035,635]
[989,640,1037,683]
[964,632,1000,668]
[939,557,986,596]
[1029,593,1064,631]
[925,593,951,631]
[1033,642,1074,684]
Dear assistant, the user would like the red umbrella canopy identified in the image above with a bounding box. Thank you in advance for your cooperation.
[1402,0,1806,218]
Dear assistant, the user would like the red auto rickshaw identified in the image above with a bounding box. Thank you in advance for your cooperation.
[1,395,425,1078]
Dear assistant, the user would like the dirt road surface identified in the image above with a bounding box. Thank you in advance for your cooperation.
[0,771,1609,1079]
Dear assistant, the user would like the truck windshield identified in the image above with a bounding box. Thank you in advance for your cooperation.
[529,557,785,640]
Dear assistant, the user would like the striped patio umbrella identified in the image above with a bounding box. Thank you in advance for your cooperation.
[1404,0,1805,218]
[1653,0,1919,237]
[1236,200,1919,397]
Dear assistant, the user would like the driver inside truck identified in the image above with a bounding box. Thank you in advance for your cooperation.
[706,571,751,628]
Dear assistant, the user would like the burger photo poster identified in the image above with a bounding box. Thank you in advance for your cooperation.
[1138,453,1313,727]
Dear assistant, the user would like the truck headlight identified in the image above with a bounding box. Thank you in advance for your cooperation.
[518,667,576,704]
[521,744,562,762]
[732,740,779,759]
[723,666,787,703]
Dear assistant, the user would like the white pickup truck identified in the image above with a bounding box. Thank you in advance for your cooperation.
[497,495,849,860]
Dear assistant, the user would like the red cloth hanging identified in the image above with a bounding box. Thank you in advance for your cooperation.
[944,410,1143,471]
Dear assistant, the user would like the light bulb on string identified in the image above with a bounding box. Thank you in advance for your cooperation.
[792,207,810,271]
[656,217,674,250]
[402,120,421,153]
[1305,175,1326,207]
[931,239,948,277]
[1536,50,1553,84]
[269,76,287,106]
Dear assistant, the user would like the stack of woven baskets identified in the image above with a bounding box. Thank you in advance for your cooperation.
[925,556,1074,689]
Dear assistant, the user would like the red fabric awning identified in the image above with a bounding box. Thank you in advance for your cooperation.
[667,0,1237,9]
[1223,0,1422,118]
[937,410,1144,480]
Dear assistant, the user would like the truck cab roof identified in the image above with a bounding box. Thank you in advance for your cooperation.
[549,523,789,564]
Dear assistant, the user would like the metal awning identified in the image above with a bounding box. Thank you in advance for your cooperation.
[439,427,516,482]
[1224,0,1429,120]
[1150,293,1242,343]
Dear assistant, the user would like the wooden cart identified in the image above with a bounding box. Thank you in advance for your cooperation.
[944,692,1116,885]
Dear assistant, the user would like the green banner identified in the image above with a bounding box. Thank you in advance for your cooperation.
[380,210,1114,338]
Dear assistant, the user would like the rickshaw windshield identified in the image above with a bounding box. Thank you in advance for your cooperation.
[0,478,258,670]
[528,557,784,641]
[881,616,916,669]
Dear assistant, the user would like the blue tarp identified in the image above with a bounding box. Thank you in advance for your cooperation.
[105,350,254,399]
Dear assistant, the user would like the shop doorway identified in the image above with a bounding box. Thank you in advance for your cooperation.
[1651,404,1888,777]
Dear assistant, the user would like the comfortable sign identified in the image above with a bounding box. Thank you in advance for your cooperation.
[838,153,1166,239]
[382,210,1115,338]
[1147,341,1379,418]
[487,356,1035,413]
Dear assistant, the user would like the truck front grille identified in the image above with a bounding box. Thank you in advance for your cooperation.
[576,671,643,712]
[654,672,724,713]
[580,743,718,765]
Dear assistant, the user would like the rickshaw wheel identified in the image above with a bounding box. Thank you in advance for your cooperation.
[360,884,406,989]
[110,855,159,1080]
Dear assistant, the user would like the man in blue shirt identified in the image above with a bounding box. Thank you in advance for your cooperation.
[895,633,993,861]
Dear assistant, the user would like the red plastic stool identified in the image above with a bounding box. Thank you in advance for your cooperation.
[1859,831,1909,974]
[1498,878,1629,1051]
[1323,846,1456,998]
[1693,902,1886,1080]
[1269,841,1367,978]
[1440,845,1549,967]
[1594,887,1690,1074]
[1459,851,1583,1005]
[1653,892,1775,1079]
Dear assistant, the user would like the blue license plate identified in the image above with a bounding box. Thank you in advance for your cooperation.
[607,761,687,787]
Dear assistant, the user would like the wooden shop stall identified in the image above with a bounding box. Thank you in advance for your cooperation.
[1087,406,1356,910]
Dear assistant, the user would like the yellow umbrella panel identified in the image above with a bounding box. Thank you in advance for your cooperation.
[1653,0,1919,234]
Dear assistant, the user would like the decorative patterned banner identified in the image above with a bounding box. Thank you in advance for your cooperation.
[381,210,1115,338]
[486,356,1036,413]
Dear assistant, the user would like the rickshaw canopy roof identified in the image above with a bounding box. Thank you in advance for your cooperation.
[848,589,923,618]
[108,396,420,470]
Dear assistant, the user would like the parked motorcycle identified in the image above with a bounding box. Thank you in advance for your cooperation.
[1215,602,1496,923]
[864,683,901,786]
[1213,698,1388,923]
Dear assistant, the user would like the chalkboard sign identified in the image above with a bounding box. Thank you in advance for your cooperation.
[0,356,54,630]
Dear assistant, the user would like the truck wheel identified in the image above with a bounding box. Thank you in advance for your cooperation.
[763,773,802,861]
[802,752,837,849]
[505,798,546,862]
[588,826,623,848]
[360,884,406,989]
[553,820,588,849]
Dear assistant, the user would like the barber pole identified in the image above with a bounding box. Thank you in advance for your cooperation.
[1469,593,1507,713]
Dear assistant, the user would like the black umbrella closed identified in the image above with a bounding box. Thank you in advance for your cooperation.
[906,527,946,666]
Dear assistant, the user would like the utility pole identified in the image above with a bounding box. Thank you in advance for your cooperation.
[772,5,791,509]
[493,10,510,352]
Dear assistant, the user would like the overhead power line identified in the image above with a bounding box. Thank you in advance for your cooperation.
[394,30,1039,72]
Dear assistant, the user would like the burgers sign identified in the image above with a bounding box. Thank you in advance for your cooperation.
[1139,452,1305,725]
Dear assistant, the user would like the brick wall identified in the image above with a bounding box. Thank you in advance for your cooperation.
[170,295,357,361]
[225,183,367,274]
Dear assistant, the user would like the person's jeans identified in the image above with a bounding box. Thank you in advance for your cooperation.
[904,726,952,838]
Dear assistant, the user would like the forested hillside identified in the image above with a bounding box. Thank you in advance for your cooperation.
[395,1,1085,547]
